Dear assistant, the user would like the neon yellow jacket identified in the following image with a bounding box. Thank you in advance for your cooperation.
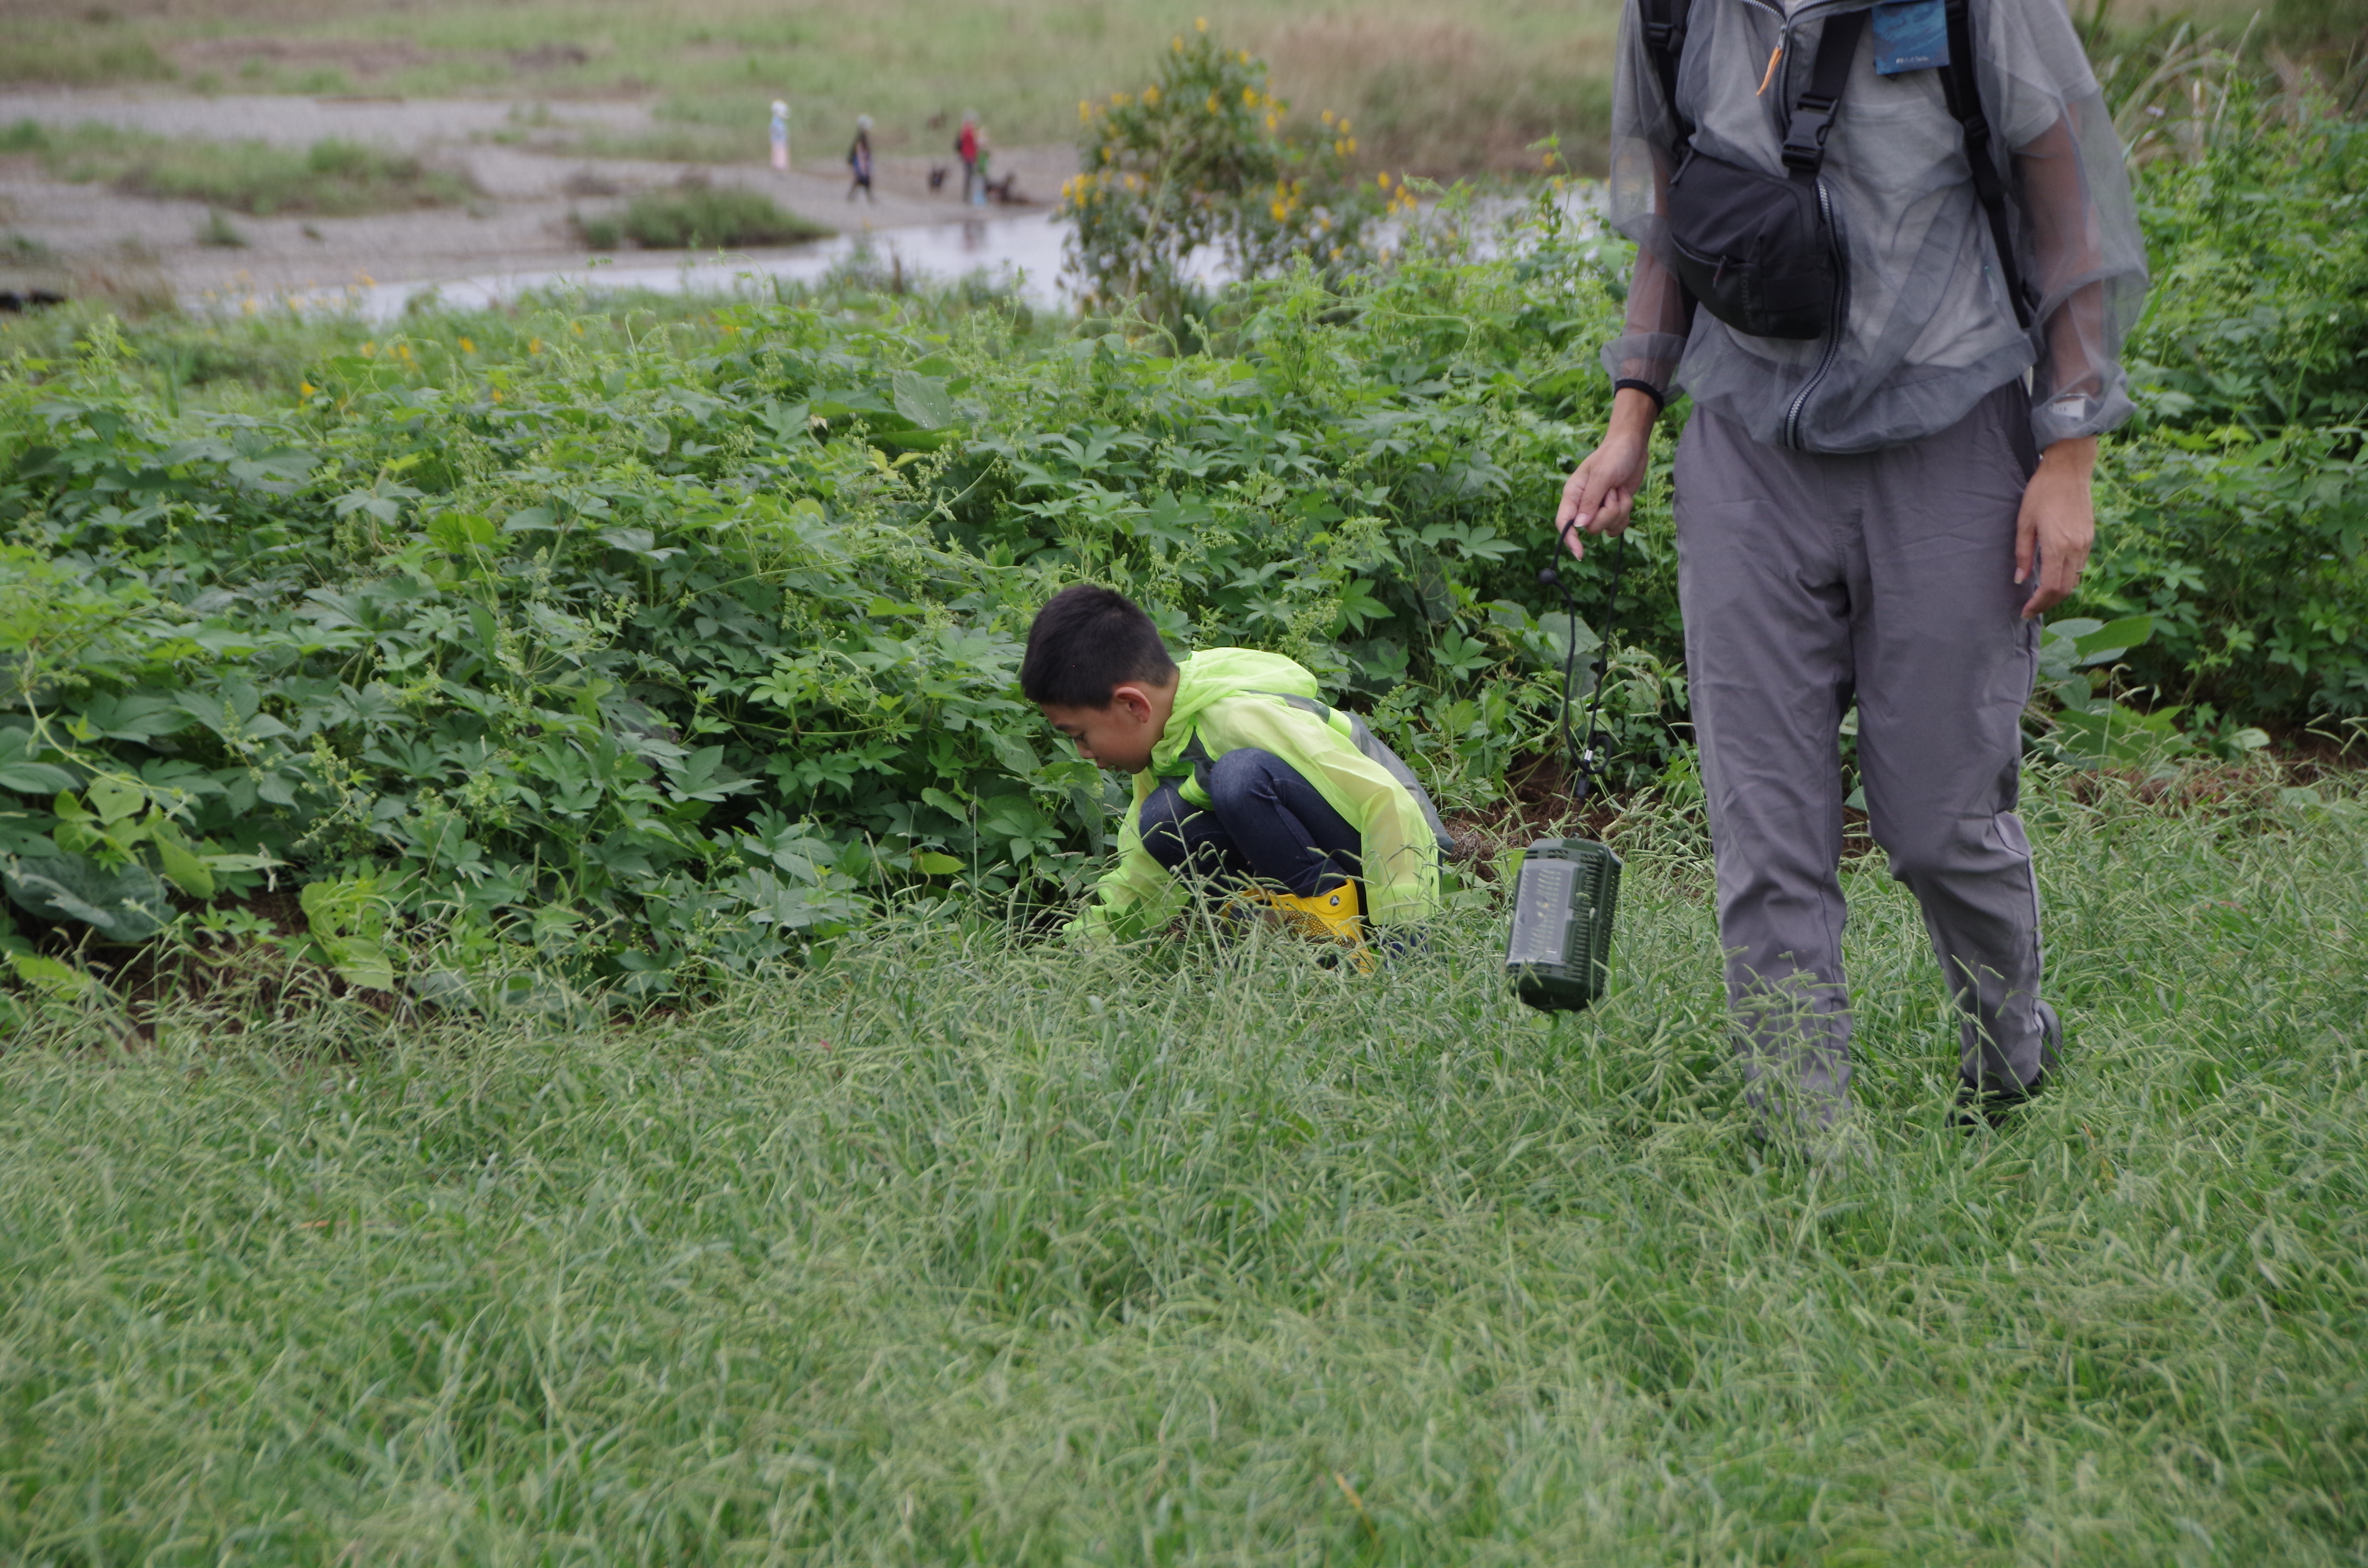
[1072,648,1445,941]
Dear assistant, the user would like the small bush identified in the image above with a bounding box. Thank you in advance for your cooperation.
[194,208,247,248]
[572,210,623,251]
[617,178,831,249]
[1064,28,1395,325]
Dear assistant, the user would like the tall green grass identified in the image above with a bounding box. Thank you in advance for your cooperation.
[3,777,2363,1563]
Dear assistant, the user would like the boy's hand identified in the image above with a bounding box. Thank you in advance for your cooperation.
[2016,436,2097,618]
[1554,387,1659,558]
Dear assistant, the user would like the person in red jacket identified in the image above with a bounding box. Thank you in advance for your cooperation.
[955,111,982,205]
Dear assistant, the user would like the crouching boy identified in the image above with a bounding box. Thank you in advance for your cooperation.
[1021,584,1447,958]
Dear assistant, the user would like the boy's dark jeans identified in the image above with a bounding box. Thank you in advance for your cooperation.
[1139,748,1360,899]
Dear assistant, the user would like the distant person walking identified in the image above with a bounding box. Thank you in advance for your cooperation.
[846,115,876,203]
[769,100,791,173]
[956,110,982,205]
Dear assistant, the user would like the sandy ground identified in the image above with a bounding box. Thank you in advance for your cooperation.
[0,89,1074,305]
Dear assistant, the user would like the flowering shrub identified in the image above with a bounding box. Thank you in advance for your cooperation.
[1062,23,1409,325]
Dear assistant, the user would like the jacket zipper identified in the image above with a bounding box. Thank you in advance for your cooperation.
[1782,177,1848,447]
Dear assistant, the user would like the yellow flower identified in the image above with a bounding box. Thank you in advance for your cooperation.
[528,337,543,354]
[1206,93,1220,113]
[1242,86,1257,106]
[1345,136,1357,155]
[299,380,316,396]
[1143,84,1159,105]
[572,321,584,335]
[360,342,375,357]
[1172,35,1184,49]
[1195,15,1207,29]
[1112,90,1129,106]
[457,336,475,354]
[1338,119,1352,133]
[1264,111,1278,131]
[1270,199,1288,221]
[1321,109,1335,125]
[1080,98,1092,122]
[491,390,503,403]
[1377,171,1392,188]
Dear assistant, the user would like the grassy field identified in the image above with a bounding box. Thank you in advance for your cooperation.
[5,0,1644,174]
[4,776,2364,1564]
[3,0,2328,177]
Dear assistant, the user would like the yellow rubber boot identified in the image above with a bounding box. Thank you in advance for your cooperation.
[1268,881,1374,972]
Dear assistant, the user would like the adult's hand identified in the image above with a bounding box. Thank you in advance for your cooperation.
[2016,435,2097,618]
[1554,386,1660,559]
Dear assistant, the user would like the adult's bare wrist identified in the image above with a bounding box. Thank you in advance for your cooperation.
[1608,385,1661,441]
[2038,434,2098,476]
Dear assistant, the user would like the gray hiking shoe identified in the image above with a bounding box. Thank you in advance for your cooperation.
[1953,1002,2063,1130]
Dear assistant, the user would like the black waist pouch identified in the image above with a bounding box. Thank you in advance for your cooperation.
[1662,8,1866,342]
[1667,148,1837,340]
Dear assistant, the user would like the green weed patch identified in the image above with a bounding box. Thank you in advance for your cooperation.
[0,119,475,217]
[609,177,833,249]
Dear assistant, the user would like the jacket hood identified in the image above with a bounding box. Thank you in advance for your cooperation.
[1148,648,1318,775]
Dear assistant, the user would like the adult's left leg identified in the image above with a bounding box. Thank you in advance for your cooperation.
[1852,380,2053,1093]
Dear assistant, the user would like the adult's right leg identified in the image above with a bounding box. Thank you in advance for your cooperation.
[1673,408,1861,1129]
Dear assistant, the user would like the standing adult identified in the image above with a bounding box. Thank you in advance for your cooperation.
[769,100,791,175]
[847,114,876,203]
[956,110,982,205]
[1556,0,2146,1148]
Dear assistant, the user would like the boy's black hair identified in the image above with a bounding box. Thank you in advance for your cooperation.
[1020,584,1178,708]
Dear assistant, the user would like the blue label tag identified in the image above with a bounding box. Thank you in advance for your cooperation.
[1872,0,1950,74]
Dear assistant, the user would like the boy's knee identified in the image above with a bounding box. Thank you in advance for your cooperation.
[1137,784,1193,869]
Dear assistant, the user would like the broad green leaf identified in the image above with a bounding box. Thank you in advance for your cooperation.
[85,775,145,824]
[914,851,964,875]
[321,935,395,992]
[6,949,94,999]
[0,762,74,795]
[154,834,216,899]
[889,370,958,431]
[2073,615,2154,667]
[2,854,173,943]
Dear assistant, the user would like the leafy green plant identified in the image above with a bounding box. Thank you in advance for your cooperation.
[1061,25,1405,325]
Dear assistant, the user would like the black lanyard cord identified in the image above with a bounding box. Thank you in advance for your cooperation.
[1542,524,1625,801]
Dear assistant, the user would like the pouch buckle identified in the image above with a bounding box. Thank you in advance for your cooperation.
[1780,95,1840,172]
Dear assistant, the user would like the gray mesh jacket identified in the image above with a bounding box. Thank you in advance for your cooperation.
[1600,0,2148,453]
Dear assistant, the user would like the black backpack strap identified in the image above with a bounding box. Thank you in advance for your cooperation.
[1780,7,1870,178]
[1938,0,2038,329]
[1640,0,1696,149]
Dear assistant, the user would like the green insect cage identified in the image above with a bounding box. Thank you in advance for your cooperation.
[1504,837,1622,1012]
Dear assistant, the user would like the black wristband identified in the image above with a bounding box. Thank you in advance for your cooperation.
[1613,378,1666,417]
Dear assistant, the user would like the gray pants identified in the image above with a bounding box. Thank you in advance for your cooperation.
[1672,379,2048,1120]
